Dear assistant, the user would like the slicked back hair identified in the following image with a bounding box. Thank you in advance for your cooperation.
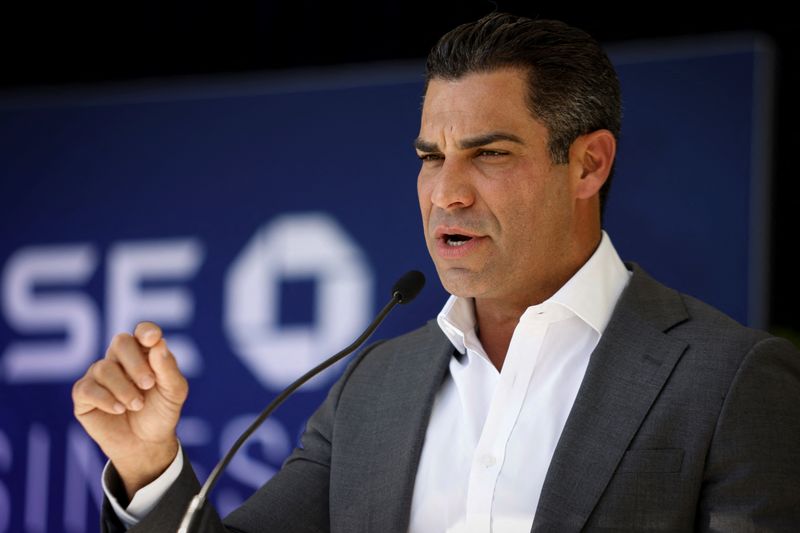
[425,12,622,214]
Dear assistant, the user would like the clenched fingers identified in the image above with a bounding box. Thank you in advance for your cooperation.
[106,333,155,390]
[72,359,145,415]
[91,359,145,410]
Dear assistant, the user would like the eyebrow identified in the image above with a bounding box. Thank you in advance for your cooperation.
[413,131,525,152]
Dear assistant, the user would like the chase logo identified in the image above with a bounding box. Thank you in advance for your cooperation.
[224,212,372,390]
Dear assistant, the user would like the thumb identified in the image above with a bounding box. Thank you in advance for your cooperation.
[148,339,189,405]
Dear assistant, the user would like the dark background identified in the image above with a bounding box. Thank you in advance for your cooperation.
[2,2,797,339]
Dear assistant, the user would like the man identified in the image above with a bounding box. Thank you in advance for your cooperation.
[72,12,800,532]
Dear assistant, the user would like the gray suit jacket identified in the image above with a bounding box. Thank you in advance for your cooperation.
[103,265,800,532]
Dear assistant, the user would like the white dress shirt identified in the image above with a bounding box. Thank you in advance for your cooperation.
[105,231,630,531]
[102,442,185,528]
[408,231,630,533]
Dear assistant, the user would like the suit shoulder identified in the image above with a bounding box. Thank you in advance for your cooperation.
[335,320,450,391]
[372,320,444,352]
[668,291,798,375]
[625,264,796,367]
[674,291,771,349]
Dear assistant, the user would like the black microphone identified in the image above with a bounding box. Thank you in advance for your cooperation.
[392,269,425,303]
[178,270,425,533]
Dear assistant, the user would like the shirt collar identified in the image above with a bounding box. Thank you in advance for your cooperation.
[436,293,479,356]
[549,230,631,334]
[437,230,631,354]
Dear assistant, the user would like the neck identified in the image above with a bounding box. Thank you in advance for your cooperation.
[474,229,602,370]
[473,301,521,370]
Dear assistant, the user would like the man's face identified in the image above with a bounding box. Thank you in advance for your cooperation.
[416,68,580,306]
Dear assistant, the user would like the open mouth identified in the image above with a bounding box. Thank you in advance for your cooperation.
[444,234,473,247]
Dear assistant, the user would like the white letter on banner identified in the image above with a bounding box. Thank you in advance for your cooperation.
[0,430,11,533]
[25,424,49,533]
[224,213,372,390]
[1,244,98,382]
[63,425,104,533]
[107,239,204,376]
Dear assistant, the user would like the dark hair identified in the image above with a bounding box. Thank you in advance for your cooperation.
[425,12,622,214]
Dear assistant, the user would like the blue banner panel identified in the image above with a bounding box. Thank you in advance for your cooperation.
[0,36,769,532]
[606,37,772,328]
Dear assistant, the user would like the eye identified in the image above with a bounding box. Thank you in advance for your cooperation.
[417,153,444,162]
[478,149,507,158]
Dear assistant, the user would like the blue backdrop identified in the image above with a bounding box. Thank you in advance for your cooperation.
[0,35,771,532]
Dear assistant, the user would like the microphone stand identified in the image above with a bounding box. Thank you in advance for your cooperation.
[178,270,424,532]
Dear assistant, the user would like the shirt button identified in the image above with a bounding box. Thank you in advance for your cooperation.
[478,454,497,467]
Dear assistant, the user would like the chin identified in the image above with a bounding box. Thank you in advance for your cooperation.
[437,267,487,298]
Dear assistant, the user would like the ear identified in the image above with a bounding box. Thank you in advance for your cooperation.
[569,129,616,200]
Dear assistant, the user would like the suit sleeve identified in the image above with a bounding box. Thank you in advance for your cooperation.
[697,336,800,531]
[100,341,385,533]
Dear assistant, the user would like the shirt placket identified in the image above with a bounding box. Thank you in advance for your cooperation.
[463,315,549,532]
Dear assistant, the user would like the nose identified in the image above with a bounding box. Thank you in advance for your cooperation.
[429,159,476,211]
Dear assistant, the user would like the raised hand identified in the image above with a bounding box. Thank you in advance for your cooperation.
[72,322,189,498]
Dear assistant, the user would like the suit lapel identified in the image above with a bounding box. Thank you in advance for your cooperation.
[364,321,453,533]
[532,265,690,532]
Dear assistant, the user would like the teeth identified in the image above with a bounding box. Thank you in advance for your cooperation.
[446,238,469,246]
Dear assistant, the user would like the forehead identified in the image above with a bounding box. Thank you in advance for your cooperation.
[420,68,545,141]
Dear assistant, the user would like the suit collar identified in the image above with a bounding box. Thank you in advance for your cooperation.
[362,320,454,533]
[621,262,690,332]
[532,263,690,531]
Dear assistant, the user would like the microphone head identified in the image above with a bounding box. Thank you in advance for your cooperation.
[391,270,425,304]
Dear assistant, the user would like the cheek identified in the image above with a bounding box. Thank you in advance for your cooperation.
[417,173,431,222]
[492,184,546,243]
[417,169,434,199]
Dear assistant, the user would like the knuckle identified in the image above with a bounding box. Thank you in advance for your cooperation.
[71,377,86,399]
[91,360,115,381]
[178,376,189,396]
[109,332,132,353]
[73,379,104,405]
[89,361,102,379]
[81,362,96,382]
[82,382,103,401]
